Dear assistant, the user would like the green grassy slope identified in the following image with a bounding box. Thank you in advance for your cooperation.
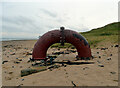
[51,22,119,48]
[81,22,119,47]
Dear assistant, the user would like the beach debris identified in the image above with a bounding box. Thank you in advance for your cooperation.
[70,50,76,53]
[14,61,20,64]
[97,52,99,54]
[21,79,24,81]
[4,45,13,48]
[71,81,76,87]
[26,52,32,55]
[9,72,13,74]
[10,53,15,55]
[48,65,61,69]
[2,60,8,64]
[98,64,104,67]
[12,66,14,68]
[107,58,111,60]
[21,67,47,77]
[101,48,108,50]
[83,67,89,70]
[110,72,116,74]
[52,51,64,55]
[110,54,112,56]
[115,45,119,47]
[97,60,101,63]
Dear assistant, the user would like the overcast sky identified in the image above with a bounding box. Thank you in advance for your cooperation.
[0,0,119,39]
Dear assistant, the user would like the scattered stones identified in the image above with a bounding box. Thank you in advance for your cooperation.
[97,52,99,54]
[21,68,47,77]
[110,54,112,56]
[48,65,60,69]
[97,60,101,63]
[83,67,89,70]
[101,48,108,50]
[2,60,8,64]
[115,45,119,47]
[70,50,76,53]
[21,79,24,81]
[98,64,104,67]
[71,81,76,87]
[19,59,22,61]
[9,72,13,74]
[110,72,116,74]
[14,61,20,64]
[107,58,111,60]
[11,53,15,55]
[26,52,32,55]
[12,66,14,68]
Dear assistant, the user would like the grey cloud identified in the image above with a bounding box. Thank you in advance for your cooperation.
[40,9,57,18]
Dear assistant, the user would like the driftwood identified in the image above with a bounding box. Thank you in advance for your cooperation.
[21,66,47,77]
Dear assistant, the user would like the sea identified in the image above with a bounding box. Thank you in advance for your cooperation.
[0,38,37,41]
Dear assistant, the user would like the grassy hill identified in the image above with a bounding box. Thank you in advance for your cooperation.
[51,22,119,48]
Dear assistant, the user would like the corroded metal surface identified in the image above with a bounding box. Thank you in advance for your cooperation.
[32,28,92,60]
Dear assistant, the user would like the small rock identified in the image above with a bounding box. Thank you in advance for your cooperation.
[97,60,101,63]
[98,65,104,67]
[9,72,13,74]
[21,79,24,81]
[2,60,8,64]
[115,45,119,47]
[110,54,112,56]
[11,53,15,55]
[99,56,101,58]
[12,66,14,68]
[83,67,89,70]
[19,59,22,61]
[14,61,20,64]
[110,72,116,74]
[101,48,108,50]
[107,58,111,60]
[97,52,99,54]
[64,65,67,67]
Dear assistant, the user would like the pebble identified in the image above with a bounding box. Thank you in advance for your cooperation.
[99,56,101,58]
[9,72,13,74]
[101,48,108,50]
[14,61,20,64]
[2,60,8,64]
[110,72,116,74]
[11,53,15,55]
[115,45,119,47]
[21,79,24,81]
[97,52,99,54]
[110,54,112,56]
[98,65,104,67]
[107,58,111,60]
[83,67,89,70]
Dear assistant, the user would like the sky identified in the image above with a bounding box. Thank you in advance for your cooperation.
[0,0,119,39]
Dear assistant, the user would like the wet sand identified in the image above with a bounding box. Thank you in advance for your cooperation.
[2,40,118,86]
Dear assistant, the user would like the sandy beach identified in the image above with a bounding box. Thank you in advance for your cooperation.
[2,40,118,86]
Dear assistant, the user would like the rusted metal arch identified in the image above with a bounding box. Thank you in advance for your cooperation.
[32,27,92,60]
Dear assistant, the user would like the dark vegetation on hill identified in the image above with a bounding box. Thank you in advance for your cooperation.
[51,22,119,48]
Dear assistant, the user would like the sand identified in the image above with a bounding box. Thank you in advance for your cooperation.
[2,40,118,86]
